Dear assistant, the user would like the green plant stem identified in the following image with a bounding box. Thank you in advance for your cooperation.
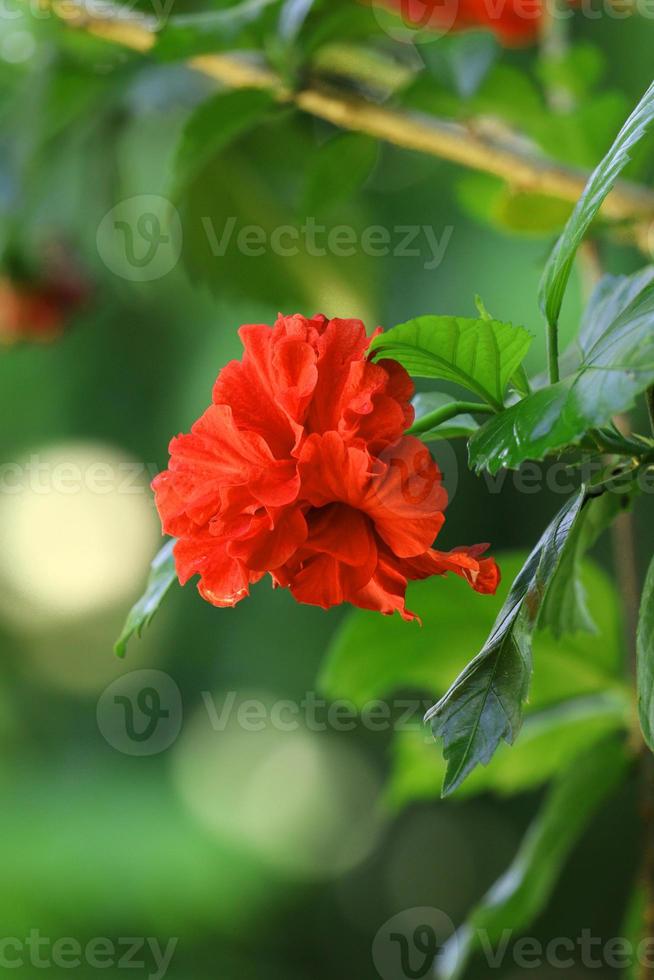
[546,321,560,384]
[408,401,495,435]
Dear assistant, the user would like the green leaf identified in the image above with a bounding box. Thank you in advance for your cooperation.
[539,489,629,637]
[470,276,654,474]
[321,552,623,711]
[114,540,177,658]
[620,884,646,980]
[301,132,377,216]
[426,489,591,796]
[278,0,316,42]
[172,89,275,199]
[579,267,654,356]
[436,737,631,980]
[369,316,532,411]
[389,691,629,808]
[410,392,480,441]
[536,41,605,101]
[155,0,279,60]
[539,79,654,331]
[420,32,499,99]
[637,553,654,752]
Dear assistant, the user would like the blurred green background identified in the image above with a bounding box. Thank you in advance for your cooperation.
[1,3,654,977]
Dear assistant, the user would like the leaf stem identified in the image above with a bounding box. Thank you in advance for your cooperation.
[408,401,495,436]
[546,319,560,384]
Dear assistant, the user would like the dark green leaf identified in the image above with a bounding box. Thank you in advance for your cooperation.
[155,0,279,60]
[114,539,177,658]
[539,79,654,330]
[426,489,590,796]
[637,554,654,752]
[301,132,377,216]
[173,89,275,199]
[389,691,629,807]
[436,737,631,980]
[411,392,479,441]
[369,316,532,411]
[470,276,654,474]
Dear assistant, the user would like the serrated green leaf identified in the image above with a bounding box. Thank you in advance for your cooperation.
[436,737,631,980]
[114,539,177,658]
[426,489,590,796]
[637,554,654,752]
[539,79,654,331]
[470,276,654,474]
[369,316,532,411]
[410,392,480,441]
[389,691,629,808]
[172,89,275,199]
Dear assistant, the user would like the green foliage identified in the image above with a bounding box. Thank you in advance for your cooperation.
[539,78,654,331]
[436,738,631,980]
[539,489,629,637]
[114,539,177,658]
[369,316,532,412]
[155,0,280,60]
[469,276,654,473]
[301,132,377,216]
[427,489,589,796]
[410,393,480,441]
[637,555,654,752]
[389,692,629,807]
[172,89,276,198]
[420,32,499,99]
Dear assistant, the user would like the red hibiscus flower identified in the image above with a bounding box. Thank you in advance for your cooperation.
[153,314,499,621]
[378,0,546,45]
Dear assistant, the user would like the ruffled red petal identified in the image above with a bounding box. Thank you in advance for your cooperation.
[153,312,500,618]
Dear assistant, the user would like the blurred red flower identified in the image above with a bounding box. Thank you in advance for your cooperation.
[0,245,89,345]
[153,314,499,620]
[378,0,546,45]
